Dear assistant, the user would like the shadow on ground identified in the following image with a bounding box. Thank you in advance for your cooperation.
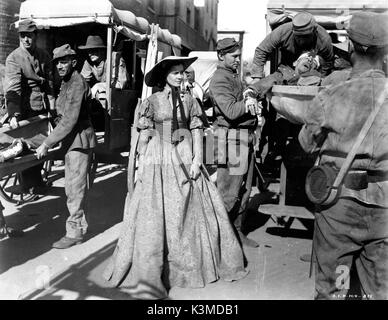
[0,168,127,274]
[22,241,166,300]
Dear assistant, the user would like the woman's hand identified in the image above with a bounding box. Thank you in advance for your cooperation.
[190,162,201,180]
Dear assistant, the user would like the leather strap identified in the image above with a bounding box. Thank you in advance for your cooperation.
[332,79,388,189]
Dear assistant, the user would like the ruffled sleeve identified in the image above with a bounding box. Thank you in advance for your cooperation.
[137,99,154,130]
[188,95,204,130]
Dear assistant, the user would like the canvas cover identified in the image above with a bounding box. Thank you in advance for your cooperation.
[188,51,218,97]
[18,0,181,48]
[267,0,388,29]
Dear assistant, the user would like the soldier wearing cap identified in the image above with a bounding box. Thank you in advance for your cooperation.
[4,19,55,193]
[36,44,97,249]
[299,12,388,299]
[209,37,262,248]
[251,12,334,79]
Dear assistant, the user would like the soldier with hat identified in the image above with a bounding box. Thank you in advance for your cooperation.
[299,12,388,299]
[251,12,334,79]
[78,34,129,130]
[36,44,97,249]
[248,12,334,178]
[4,19,55,194]
[79,35,129,92]
[209,38,262,248]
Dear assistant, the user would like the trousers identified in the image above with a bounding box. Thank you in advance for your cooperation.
[216,142,255,233]
[65,148,92,239]
[314,198,388,300]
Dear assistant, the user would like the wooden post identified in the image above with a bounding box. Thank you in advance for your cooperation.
[279,162,287,206]
[141,23,159,101]
[106,26,113,113]
[131,41,137,90]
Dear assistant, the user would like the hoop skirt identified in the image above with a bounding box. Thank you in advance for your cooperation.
[103,90,247,299]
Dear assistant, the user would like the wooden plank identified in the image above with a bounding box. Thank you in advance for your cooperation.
[272,85,321,97]
[105,26,113,113]
[259,204,315,220]
[279,162,286,206]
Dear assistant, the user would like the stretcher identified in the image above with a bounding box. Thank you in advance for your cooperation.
[0,115,62,204]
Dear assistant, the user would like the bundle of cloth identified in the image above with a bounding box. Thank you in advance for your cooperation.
[0,134,47,163]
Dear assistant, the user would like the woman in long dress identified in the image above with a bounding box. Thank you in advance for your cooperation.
[104,56,248,299]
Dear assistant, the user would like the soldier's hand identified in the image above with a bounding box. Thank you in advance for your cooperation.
[9,116,19,129]
[245,97,259,116]
[35,143,49,160]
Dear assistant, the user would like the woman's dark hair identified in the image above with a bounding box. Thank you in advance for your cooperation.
[153,62,184,89]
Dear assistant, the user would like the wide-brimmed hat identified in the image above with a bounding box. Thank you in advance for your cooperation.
[78,35,106,50]
[52,44,76,62]
[145,56,198,87]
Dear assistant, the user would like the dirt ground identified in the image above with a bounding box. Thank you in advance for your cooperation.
[0,163,315,300]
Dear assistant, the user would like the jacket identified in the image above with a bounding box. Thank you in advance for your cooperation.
[209,65,257,129]
[299,68,388,208]
[44,70,97,152]
[251,22,334,79]
[4,46,54,118]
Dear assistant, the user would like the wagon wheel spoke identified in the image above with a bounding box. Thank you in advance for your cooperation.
[0,172,38,205]
[1,175,11,189]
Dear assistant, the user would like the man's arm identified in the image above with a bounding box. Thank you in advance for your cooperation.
[4,53,22,117]
[317,28,334,76]
[80,60,94,84]
[298,92,328,153]
[251,26,285,79]
[43,80,85,148]
[210,75,246,121]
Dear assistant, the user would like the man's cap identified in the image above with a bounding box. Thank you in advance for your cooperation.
[78,35,106,50]
[216,38,241,53]
[292,12,317,36]
[145,56,198,87]
[52,44,76,62]
[18,19,37,33]
[347,12,388,48]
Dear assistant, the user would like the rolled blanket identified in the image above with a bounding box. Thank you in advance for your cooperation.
[0,139,24,163]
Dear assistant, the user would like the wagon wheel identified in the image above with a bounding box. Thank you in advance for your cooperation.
[41,160,53,185]
[0,172,37,205]
[0,160,54,205]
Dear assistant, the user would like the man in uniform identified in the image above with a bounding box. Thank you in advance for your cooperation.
[36,44,97,249]
[250,12,334,169]
[209,38,261,248]
[299,12,388,299]
[4,19,55,193]
[251,12,334,80]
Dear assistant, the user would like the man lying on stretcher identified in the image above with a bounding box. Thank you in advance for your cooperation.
[245,51,323,101]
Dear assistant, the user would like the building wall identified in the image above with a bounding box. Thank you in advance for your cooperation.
[0,0,218,65]
[0,0,22,64]
[110,0,160,24]
[113,0,218,52]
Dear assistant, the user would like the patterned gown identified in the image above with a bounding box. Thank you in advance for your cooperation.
[103,87,248,299]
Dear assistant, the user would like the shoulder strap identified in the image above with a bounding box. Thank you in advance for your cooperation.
[333,79,388,188]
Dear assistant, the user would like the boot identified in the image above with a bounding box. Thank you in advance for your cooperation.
[52,236,83,249]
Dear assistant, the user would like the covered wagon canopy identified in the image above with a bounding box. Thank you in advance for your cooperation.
[18,0,182,48]
[267,0,388,30]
